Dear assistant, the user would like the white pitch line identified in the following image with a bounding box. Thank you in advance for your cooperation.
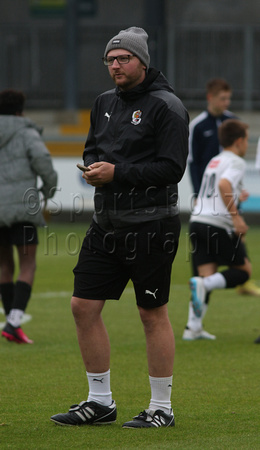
[33,291,72,299]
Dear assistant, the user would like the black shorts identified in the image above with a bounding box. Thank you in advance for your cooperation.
[189,222,248,267]
[0,223,38,247]
[73,217,181,308]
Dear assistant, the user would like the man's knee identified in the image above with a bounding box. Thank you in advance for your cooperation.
[71,296,89,321]
[71,297,104,323]
[138,304,168,330]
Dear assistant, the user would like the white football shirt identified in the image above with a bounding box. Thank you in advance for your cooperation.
[190,151,246,232]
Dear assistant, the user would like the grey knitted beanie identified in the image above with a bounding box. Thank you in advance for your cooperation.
[104,26,150,68]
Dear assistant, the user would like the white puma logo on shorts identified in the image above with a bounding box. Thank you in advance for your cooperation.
[145,289,158,299]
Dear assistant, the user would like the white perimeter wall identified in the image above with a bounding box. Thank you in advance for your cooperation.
[45,158,260,217]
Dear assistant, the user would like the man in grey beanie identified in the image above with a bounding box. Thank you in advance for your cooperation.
[51,26,189,429]
[104,26,150,69]
[102,26,150,91]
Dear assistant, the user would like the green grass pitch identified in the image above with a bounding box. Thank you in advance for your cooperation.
[1,221,260,449]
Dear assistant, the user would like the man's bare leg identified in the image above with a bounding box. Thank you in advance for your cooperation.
[138,303,174,377]
[71,297,110,373]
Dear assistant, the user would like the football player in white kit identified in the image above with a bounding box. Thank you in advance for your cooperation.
[183,119,252,340]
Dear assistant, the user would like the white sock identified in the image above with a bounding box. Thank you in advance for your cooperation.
[149,376,173,414]
[8,309,24,328]
[87,370,112,406]
[203,273,226,291]
[187,302,203,331]
[201,302,208,319]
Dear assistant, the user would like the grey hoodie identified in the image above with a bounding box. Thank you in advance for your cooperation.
[0,115,57,227]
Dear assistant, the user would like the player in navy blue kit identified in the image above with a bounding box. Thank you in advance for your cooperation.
[188,78,235,197]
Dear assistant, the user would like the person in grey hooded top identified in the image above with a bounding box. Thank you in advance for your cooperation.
[0,89,57,344]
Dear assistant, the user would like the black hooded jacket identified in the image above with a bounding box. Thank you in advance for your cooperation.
[83,68,189,230]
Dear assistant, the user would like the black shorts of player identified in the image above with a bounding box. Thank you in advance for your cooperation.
[0,222,38,247]
[73,216,181,309]
[189,222,248,267]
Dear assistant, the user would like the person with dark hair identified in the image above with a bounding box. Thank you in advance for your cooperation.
[184,79,235,340]
[184,119,252,334]
[183,79,260,341]
[0,89,57,344]
[0,89,26,115]
[51,26,189,428]
[188,78,235,197]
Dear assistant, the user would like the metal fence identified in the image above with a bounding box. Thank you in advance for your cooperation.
[168,24,260,110]
[1,23,259,110]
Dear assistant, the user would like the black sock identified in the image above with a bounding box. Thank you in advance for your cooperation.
[0,282,14,315]
[12,281,32,312]
[221,268,249,288]
[205,291,211,305]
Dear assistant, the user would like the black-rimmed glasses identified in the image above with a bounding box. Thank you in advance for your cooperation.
[102,54,136,66]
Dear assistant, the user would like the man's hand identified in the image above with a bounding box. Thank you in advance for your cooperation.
[232,214,249,236]
[239,189,249,203]
[82,162,115,187]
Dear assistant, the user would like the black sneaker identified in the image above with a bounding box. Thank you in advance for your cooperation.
[254,335,260,344]
[50,400,117,426]
[122,409,175,428]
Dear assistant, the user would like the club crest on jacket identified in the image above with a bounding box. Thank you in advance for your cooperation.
[131,110,142,125]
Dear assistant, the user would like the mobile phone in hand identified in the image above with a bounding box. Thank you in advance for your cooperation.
[77,163,91,172]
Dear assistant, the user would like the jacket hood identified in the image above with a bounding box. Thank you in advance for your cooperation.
[0,115,42,148]
[117,68,174,101]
